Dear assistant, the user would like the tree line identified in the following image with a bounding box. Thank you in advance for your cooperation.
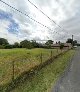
[0,38,41,49]
[0,38,78,49]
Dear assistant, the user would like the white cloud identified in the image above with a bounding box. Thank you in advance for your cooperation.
[0,0,80,43]
[0,20,10,36]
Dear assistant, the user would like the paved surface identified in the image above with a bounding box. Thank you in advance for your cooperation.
[52,47,80,92]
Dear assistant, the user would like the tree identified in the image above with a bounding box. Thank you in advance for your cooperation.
[31,40,39,48]
[66,38,73,44]
[60,43,64,50]
[45,40,53,45]
[20,40,33,49]
[0,38,9,45]
[58,41,61,45]
[5,44,13,49]
[0,45,5,49]
[13,42,20,48]
[77,43,80,46]
[73,40,77,46]
[45,40,53,48]
[66,38,78,46]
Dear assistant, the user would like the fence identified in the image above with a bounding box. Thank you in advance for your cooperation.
[0,48,67,87]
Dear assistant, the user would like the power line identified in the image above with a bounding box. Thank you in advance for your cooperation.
[28,0,62,29]
[0,0,69,40]
[28,0,70,35]
[0,0,54,32]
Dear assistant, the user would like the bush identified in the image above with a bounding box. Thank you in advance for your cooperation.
[0,45,5,49]
[60,43,64,50]
[20,40,33,49]
[5,44,13,49]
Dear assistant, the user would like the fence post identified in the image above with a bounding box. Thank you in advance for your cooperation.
[40,53,42,64]
[57,48,58,54]
[51,50,52,61]
[12,61,15,81]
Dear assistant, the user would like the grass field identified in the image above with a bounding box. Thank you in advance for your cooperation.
[11,49,75,92]
[0,48,61,86]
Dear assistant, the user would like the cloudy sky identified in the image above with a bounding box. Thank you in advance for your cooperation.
[0,0,80,44]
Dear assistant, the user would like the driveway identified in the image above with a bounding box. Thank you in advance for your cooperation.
[52,47,80,92]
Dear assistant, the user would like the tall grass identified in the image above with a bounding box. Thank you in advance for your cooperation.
[0,48,60,85]
[11,50,75,92]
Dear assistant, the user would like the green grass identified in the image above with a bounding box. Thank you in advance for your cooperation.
[0,48,61,85]
[11,49,75,92]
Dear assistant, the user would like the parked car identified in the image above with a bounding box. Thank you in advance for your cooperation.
[74,46,77,48]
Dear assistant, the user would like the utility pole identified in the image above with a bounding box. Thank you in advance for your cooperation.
[72,35,74,48]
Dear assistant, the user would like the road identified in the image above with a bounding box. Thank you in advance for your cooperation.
[52,47,80,92]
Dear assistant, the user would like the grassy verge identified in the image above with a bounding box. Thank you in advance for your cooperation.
[11,49,75,92]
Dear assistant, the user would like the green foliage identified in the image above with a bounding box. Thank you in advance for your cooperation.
[77,43,80,46]
[0,38,9,45]
[58,41,61,44]
[45,40,53,48]
[20,40,33,49]
[60,43,64,50]
[0,38,13,49]
[66,38,78,46]
[66,38,73,44]
[73,40,77,46]
[13,42,20,48]
[31,40,39,48]
[0,45,5,49]
[20,40,40,49]
[45,40,53,45]
[0,38,40,49]
[4,44,13,49]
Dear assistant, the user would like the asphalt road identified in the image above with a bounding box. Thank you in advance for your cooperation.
[52,47,80,92]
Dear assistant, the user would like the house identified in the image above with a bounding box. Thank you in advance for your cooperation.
[51,43,72,49]
[63,43,72,49]
[51,43,60,49]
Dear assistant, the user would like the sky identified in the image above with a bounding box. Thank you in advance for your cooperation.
[0,0,80,44]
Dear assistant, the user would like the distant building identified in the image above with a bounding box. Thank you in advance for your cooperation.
[64,43,72,49]
[51,43,60,49]
[51,43,72,49]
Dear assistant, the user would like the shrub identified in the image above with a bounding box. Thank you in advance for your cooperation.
[0,45,5,49]
[60,43,64,50]
[4,44,13,49]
